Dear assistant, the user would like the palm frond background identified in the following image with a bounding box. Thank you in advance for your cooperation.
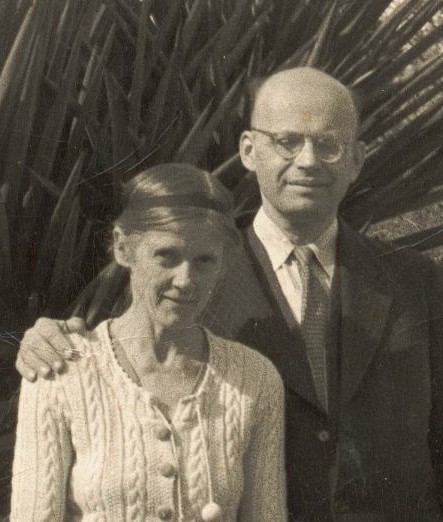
[0,0,442,511]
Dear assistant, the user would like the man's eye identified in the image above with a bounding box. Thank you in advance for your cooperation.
[277,136,303,150]
[315,136,340,153]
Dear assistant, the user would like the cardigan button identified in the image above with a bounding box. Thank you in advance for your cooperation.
[202,502,222,521]
[334,500,350,513]
[157,506,173,520]
[317,430,331,442]
[154,425,171,441]
[158,462,176,478]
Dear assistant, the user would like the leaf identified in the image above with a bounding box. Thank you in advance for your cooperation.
[0,195,12,284]
[223,6,271,77]
[129,0,151,133]
[178,71,200,124]
[104,70,134,173]
[64,27,118,192]
[32,152,87,293]
[47,0,89,83]
[85,262,129,328]
[1,10,53,220]
[174,98,214,159]
[306,0,339,68]
[0,0,43,146]
[26,167,62,199]
[47,197,81,311]
[353,22,443,96]
[180,0,208,58]
[148,45,179,145]
[0,0,33,71]
[262,1,308,72]
[175,72,245,163]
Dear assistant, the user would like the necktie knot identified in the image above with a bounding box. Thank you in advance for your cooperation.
[293,245,314,266]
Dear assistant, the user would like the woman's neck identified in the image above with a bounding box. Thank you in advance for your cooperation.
[109,307,206,373]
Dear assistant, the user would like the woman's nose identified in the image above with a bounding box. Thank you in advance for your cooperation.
[172,262,193,289]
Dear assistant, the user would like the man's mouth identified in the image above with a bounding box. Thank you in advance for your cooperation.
[285,179,330,187]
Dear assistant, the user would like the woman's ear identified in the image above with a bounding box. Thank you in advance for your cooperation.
[113,226,133,268]
[239,130,257,172]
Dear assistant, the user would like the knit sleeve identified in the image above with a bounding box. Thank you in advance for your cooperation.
[10,376,73,522]
[238,363,287,522]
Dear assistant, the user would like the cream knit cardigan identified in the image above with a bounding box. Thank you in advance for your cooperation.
[11,321,287,522]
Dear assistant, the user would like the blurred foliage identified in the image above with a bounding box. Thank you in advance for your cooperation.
[0,0,441,327]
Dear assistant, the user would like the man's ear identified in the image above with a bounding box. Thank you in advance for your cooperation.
[351,140,366,182]
[113,226,132,268]
[239,130,257,172]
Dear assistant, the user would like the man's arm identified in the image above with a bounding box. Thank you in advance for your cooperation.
[15,317,86,381]
[427,262,443,509]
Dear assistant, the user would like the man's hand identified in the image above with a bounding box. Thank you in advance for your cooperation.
[15,317,87,382]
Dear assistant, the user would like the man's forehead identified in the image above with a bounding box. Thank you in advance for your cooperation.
[251,68,358,133]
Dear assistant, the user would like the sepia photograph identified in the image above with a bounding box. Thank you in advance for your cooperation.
[0,0,443,521]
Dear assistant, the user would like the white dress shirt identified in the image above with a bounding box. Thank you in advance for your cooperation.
[253,207,338,324]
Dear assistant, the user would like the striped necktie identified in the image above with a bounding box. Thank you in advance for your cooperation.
[293,246,330,412]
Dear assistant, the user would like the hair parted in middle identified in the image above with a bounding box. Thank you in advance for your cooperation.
[114,163,241,250]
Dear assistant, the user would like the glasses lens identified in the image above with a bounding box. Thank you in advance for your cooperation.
[274,134,305,159]
[315,135,342,162]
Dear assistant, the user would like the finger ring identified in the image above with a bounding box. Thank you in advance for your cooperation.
[60,321,69,334]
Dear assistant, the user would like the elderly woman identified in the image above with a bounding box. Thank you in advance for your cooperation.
[11,164,286,522]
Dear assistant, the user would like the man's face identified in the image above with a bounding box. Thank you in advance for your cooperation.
[240,79,364,224]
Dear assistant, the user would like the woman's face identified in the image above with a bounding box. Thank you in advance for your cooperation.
[118,224,226,330]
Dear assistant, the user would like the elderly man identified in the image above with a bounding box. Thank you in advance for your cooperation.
[16,68,443,522]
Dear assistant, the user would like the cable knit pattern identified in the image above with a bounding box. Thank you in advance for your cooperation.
[40,393,61,519]
[11,321,287,522]
[185,411,208,506]
[82,352,107,515]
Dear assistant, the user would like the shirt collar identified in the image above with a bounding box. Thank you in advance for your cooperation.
[252,207,338,280]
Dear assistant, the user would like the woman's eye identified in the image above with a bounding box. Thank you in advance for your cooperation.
[195,255,216,266]
[155,249,180,266]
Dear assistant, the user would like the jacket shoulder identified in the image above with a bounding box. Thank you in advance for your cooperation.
[340,221,436,285]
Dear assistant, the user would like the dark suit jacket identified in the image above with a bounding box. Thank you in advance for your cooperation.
[203,220,443,522]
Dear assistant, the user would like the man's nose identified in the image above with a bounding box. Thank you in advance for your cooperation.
[172,262,193,290]
[294,138,318,168]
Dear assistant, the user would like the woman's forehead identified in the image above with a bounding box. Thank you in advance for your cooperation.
[138,225,225,249]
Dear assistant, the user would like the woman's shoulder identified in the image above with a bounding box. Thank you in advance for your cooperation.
[58,320,111,375]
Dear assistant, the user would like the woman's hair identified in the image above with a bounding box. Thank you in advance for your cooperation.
[114,163,240,249]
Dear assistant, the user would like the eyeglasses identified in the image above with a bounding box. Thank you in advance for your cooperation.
[251,127,347,164]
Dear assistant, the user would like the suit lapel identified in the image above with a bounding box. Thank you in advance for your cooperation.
[245,227,323,411]
[338,222,393,407]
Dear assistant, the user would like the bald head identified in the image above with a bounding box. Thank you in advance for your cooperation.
[250,67,360,140]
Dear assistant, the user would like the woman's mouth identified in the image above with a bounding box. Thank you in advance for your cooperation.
[163,295,197,306]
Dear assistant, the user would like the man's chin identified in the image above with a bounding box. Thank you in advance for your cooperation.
[281,198,329,217]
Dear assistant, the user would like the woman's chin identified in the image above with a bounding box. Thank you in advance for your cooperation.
[157,310,199,330]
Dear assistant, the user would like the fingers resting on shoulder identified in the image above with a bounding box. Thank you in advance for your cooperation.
[16,316,87,382]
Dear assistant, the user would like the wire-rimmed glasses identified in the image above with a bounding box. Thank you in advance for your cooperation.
[251,127,348,164]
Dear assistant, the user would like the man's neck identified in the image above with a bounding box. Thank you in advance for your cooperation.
[262,202,335,245]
